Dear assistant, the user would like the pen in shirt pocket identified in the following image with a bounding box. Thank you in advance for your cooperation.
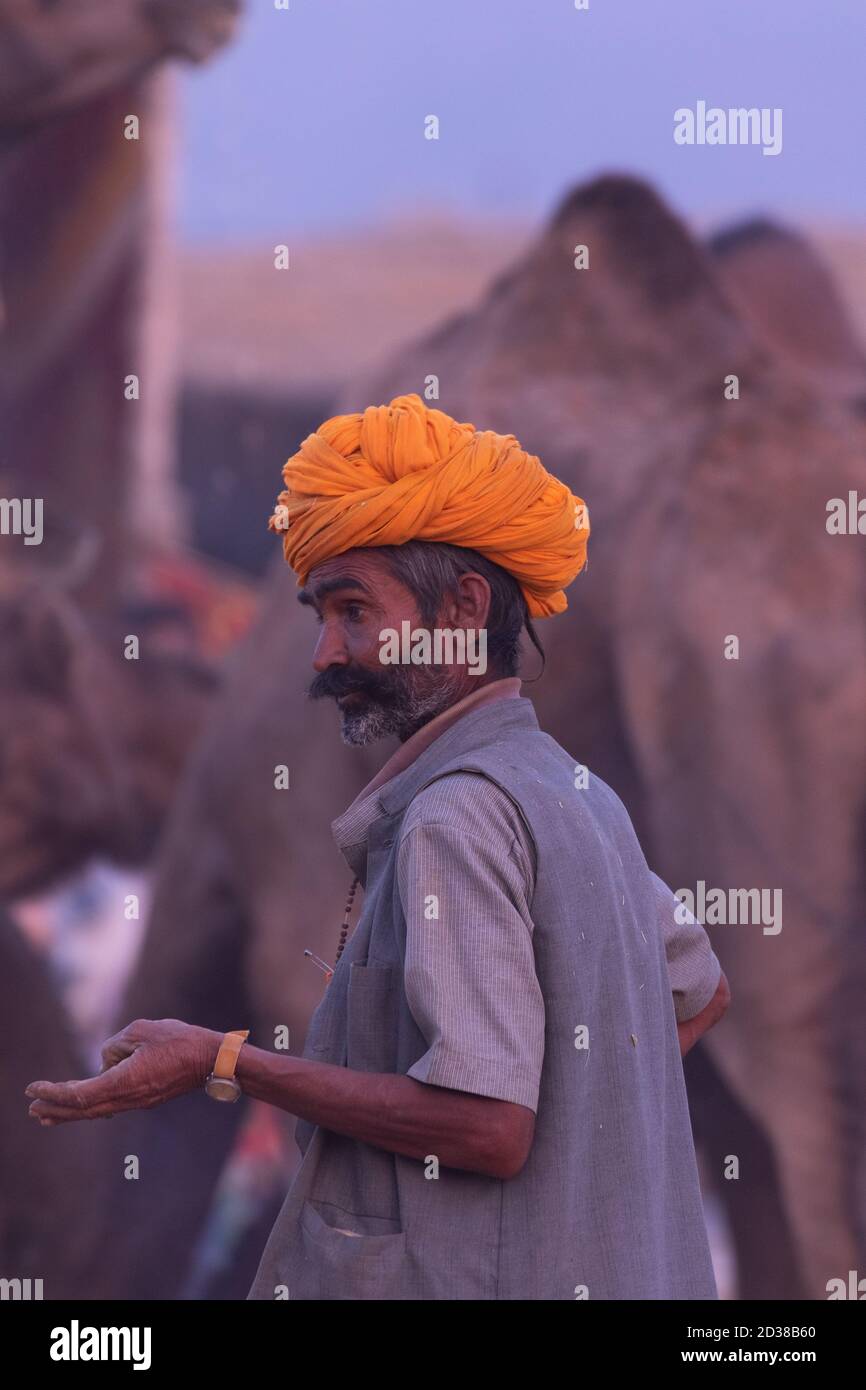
[304,949,334,983]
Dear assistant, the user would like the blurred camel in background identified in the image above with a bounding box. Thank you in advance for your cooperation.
[0,561,218,1296]
[0,0,243,602]
[103,176,865,1300]
[0,0,246,1301]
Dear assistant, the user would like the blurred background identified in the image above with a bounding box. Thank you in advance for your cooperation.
[1,0,865,1302]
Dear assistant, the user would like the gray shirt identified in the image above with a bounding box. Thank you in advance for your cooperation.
[338,770,721,1117]
[248,697,719,1299]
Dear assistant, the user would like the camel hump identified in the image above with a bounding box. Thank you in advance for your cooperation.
[710,218,866,377]
[471,172,752,386]
[342,173,756,417]
[536,172,732,312]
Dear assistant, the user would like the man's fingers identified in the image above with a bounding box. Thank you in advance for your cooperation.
[26,1073,124,1117]
[99,1029,140,1072]
[26,1078,87,1108]
[99,1043,134,1072]
[26,1058,138,1118]
[29,1097,115,1125]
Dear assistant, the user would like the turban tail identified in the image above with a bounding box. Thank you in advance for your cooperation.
[269,393,589,618]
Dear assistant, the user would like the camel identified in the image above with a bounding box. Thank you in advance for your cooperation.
[0,574,217,1296]
[0,1,242,604]
[709,218,866,400]
[0,0,241,1300]
[0,0,240,132]
[0,0,241,1301]
[104,176,864,1301]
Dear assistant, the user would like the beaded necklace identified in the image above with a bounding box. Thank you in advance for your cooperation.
[304,875,360,984]
[335,876,360,968]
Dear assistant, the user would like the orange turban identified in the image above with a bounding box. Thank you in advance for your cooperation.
[268,393,589,618]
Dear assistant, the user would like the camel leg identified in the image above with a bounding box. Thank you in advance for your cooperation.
[685,1040,806,1298]
[0,911,102,1298]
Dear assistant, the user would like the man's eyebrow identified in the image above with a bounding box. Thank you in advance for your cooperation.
[297,576,372,607]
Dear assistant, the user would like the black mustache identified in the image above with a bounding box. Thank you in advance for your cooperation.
[308,665,400,703]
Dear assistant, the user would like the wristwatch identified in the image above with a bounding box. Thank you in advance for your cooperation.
[204,1029,249,1102]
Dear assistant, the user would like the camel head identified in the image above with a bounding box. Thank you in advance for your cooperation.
[0,579,137,899]
[0,572,218,902]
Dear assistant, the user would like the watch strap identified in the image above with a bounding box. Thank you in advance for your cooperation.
[211,1029,249,1081]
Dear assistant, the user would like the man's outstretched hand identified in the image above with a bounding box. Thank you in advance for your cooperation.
[25,1019,221,1126]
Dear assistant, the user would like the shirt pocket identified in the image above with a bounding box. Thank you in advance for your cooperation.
[346,961,399,1073]
[296,1198,407,1300]
[302,975,346,1065]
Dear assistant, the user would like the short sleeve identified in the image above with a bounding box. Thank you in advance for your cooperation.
[396,775,545,1113]
[650,871,722,1022]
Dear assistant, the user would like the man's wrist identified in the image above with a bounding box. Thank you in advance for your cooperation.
[198,1028,226,1087]
[233,1041,302,1104]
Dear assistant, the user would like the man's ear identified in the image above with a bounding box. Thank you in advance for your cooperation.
[447,572,491,629]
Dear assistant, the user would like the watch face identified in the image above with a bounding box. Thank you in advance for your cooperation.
[205,1075,241,1102]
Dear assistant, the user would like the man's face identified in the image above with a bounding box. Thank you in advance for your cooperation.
[298,550,466,745]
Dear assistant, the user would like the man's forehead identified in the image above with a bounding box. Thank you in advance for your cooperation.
[298,550,392,604]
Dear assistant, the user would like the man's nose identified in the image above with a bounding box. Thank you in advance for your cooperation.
[312,623,350,672]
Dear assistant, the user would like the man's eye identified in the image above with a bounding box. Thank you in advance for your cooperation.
[312,605,364,625]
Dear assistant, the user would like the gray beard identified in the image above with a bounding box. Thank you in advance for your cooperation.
[338,668,465,746]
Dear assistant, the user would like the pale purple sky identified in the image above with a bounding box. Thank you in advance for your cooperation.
[180,0,866,242]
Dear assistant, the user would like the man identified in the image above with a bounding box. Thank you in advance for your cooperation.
[27,394,729,1300]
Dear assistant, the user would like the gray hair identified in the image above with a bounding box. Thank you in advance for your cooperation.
[373,540,545,679]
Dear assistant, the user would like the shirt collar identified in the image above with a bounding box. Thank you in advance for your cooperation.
[331,676,522,878]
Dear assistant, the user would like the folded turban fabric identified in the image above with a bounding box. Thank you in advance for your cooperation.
[269,393,590,618]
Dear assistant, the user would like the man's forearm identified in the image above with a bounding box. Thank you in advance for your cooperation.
[233,1042,512,1178]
